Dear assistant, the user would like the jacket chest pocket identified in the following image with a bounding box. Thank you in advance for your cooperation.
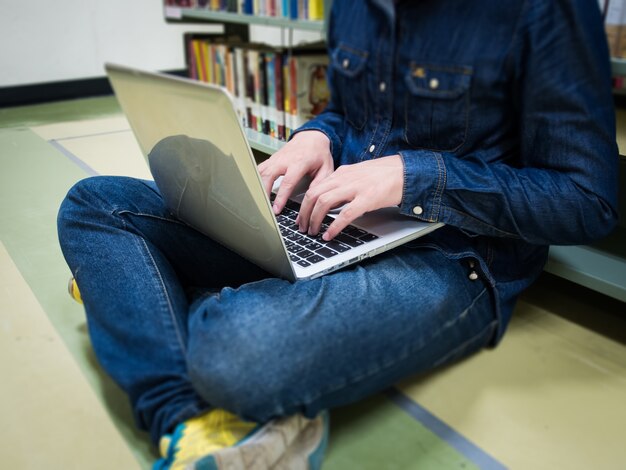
[404,63,472,152]
[331,44,369,130]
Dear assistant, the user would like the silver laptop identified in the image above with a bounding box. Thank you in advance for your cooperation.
[105,63,443,281]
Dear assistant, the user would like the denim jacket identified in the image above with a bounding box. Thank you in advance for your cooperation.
[295,0,620,343]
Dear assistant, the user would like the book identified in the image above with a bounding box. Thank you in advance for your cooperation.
[184,36,329,139]
[286,42,329,130]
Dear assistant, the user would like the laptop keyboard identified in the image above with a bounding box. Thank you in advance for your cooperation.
[271,195,379,268]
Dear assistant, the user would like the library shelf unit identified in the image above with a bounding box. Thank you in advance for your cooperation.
[166,5,626,303]
[164,3,329,154]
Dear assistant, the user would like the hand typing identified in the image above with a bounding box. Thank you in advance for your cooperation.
[258,130,404,241]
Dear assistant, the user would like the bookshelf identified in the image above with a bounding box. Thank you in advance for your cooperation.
[166,4,626,304]
[165,2,330,150]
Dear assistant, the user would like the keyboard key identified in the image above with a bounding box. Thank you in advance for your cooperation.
[300,249,316,259]
[307,255,325,264]
[351,228,369,238]
[304,241,323,251]
[289,254,300,262]
[286,233,305,242]
[316,247,338,258]
[285,199,300,210]
[335,233,365,247]
[358,233,379,242]
[325,240,350,253]
[297,259,311,267]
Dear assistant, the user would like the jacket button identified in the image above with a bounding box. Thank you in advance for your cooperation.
[369,144,376,153]
[379,81,386,92]
[412,206,423,215]
[429,78,440,89]
[469,271,479,281]
[342,58,350,69]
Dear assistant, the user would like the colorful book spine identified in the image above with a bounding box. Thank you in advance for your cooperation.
[185,36,329,140]
[274,52,285,140]
[265,52,277,138]
[259,51,270,135]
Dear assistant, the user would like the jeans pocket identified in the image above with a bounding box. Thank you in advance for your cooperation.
[331,43,369,130]
[403,63,472,152]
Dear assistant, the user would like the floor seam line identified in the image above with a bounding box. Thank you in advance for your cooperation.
[48,139,100,177]
[386,387,507,470]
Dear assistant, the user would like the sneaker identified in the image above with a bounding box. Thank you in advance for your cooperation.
[154,409,329,470]
[67,277,82,304]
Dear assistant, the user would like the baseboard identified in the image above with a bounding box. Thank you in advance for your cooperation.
[0,69,188,108]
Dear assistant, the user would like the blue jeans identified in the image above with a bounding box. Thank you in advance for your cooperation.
[57,176,498,444]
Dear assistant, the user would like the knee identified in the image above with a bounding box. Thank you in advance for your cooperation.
[59,176,114,222]
[58,177,104,239]
[58,176,153,231]
[186,331,302,422]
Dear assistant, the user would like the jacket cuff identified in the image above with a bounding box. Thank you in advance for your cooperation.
[398,150,447,223]
[290,122,342,163]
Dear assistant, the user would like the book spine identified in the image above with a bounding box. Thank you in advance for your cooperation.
[235,47,248,127]
[250,49,262,133]
[282,52,291,138]
[265,52,277,138]
[289,55,298,133]
[275,52,285,140]
[227,46,236,95]
[187,39,200,80]
[290,0,298,19]
[259,51,270,135]
[244,49,255,131]
[196,40,207,82]
[309,0,323,20]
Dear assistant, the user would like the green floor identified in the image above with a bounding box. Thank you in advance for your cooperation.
[2,95,625,470]
[0,96,121,129]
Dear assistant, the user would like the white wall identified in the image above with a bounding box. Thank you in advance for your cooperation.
[0,0,324,88]
[0,0,220,87]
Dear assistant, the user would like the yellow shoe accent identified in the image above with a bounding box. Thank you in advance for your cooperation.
[67,277,82,304]
[157,409,257,470]
[159,435,172,459]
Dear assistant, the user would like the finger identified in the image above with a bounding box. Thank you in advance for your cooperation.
[323,200,367,241]
[272,164,308,214]
[298,170,343,232]
[307,162,334,189]
[308,186,352,236]
[259,166,284,199]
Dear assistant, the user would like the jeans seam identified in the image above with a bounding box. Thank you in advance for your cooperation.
[117,209,187,226]
[137,236,188,357]
[116,210,188,358]
[431,319,497,368]
[296,287,490,409]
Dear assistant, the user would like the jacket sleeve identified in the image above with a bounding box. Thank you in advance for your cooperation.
[398,0,619,246]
